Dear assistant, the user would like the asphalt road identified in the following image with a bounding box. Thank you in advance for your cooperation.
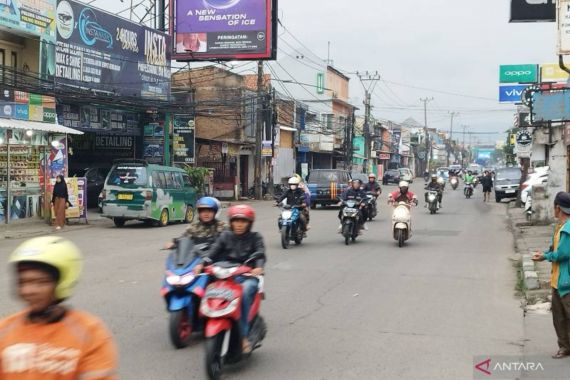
[0,182,525,379]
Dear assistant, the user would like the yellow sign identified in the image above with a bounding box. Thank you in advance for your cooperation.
[510,134,516,145]
[541,63,570,82]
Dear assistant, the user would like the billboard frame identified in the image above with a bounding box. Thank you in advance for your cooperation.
[170,0,278,61]
[527,87,570,126]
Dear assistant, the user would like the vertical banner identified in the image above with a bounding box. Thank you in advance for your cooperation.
[49,177,80,219]
[173,115,196,164]
[46,135,68,179]
[142,121,165,164]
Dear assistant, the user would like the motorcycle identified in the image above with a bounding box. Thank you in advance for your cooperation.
[391,201,416,248]
[277,204,304,249]
[341,197,363,245]
[365,192,378,221]
[425,190,439,214]
[464,184,474,199]
[201,259,267,380]
[450,177,459,190]
[161,238,210,349]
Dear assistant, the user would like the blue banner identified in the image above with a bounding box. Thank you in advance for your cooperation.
[499,85,527,103]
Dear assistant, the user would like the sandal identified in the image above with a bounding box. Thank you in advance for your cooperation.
[552,350,570,359]
[242,338,252,354]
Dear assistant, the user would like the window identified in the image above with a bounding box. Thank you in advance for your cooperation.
[182,174,193,187]
[152,172,164,188]
[165,172,175,188]
[107,166,148,186]
[173,172,183,189]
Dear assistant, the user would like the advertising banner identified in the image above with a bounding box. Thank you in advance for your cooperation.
[0,89,56,122]
[510,0,555,22]
[531,89,570,123]
[559,0,570,55]
[0,0,56,41]
[143,122,164,164]
[55,0,171,100]
[49,176,81,219]
[261,140,272,156]
[172,0,276,61]
[173,115,196,164]
[540,63,570,82]
[499,85,528,103]
[499,64,538,83]
[515,128,532,158]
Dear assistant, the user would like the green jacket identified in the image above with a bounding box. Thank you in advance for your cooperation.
[544,222,570,297]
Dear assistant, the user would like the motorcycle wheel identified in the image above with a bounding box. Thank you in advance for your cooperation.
[430,208,435,215]
[397,230,405,248]
[205,332,225,380]
[342,224,351,245]
[294,228,303,245]
[281,226,289,249]
[169,309,192,349]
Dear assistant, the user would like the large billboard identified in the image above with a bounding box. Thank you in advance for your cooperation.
[0,0,56,40]
[171,0,277,61]
[510,0,555,22]
[530,89,570,124]
[55,0,171,100]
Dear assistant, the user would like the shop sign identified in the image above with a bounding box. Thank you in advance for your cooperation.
[55,0,171,100]
[499,64,538,83]
[515,128,532,158]
[378,153,391,160]
[173,115,196,164]
[0,0,57,42]
[499,85,528,103]
[95,135,134,150]
[261,140,272,156]
[540,63,570,82]
[510,0,555,22]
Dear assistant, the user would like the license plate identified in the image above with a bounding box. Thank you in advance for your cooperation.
[505,190,515,194]
[118,193,133,200]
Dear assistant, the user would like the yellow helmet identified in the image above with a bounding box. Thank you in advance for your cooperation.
[9,236,83,300]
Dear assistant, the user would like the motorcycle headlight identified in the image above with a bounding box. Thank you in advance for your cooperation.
[282,210,293,219]
[166,273,195,286]
[343,208,358,217]
[428,194,436,202]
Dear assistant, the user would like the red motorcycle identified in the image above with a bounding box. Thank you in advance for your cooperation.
[200,260,267,380]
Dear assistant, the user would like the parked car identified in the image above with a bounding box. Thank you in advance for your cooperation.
[351,173,369,186]
[520,167,549,204]
[436,167,449,181]
[494,167,522,202]
[383,169,401,185]
[307,169,351,209]
[399,168,413,183]
[69,166,111,209]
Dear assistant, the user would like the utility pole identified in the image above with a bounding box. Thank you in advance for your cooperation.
[357,71,381,173]
[462,125,467,167]
[420,97,434,173]
[447,111,458,166]
[254,61,264,200]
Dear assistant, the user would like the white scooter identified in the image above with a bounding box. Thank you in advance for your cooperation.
[391,201,417,248]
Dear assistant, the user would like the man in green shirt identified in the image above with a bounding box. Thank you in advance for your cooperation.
[533,192,570,359]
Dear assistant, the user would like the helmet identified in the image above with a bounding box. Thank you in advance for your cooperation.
[294,174,303,182]
[228,204,256,222]
[437,177,445,185]
[353,179,362,185]
[368,173,376,179]
[10,236,82,300]
[431,174,438,180]
[288,177,301,185]
[196,197,220,213]
[399,181,409,188]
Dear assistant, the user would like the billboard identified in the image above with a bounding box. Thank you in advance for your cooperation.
[541,63,570,82]
[531,89,570,123]
[55,0,171,100]
[510,0,555,22]
[499,85,527,103]
[0,0,56,40]
[173,115,196,164]
[171,0,277,61]
[559,0,570,55]
[499,64,538,83]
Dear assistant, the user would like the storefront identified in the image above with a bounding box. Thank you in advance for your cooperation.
[0,119,82,223]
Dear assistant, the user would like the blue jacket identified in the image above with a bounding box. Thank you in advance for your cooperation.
[544,222,570,297]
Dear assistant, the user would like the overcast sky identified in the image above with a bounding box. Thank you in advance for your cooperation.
[91,0,557,144]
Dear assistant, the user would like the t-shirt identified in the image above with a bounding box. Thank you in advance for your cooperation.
[0,309,117,380]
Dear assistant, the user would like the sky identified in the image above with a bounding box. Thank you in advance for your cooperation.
[89,0,558,145]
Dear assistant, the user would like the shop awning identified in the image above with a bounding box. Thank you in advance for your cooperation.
[0,119,83,135]
[279,126,297,132]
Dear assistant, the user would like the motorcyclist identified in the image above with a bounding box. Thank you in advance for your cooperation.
[164,197,225,250]
[277,177,308,233]
[389,181,418,205]
[294,174,312,229]
[196,205,266,354]
[464,170,475,195]
[339,179,368,232]
[363,173,382,197]
[425,174,443,207]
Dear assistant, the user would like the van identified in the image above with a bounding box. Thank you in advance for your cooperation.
[307,169,351,208]
[101,161,197,227]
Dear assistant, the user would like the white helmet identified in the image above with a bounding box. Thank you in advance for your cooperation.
[399,181,409,188]
[288,177,301,185]
[437,177,445,185]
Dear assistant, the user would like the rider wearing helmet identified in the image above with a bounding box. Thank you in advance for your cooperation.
[363,173,382,197]
[389,181,418,204]
[464,170,475,185]
[425,174,444,206]
[198,205,266,354]
[339,179,369,232]
[277,177,308,232]
[0,236,117,379]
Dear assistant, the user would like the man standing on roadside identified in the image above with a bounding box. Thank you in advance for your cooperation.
[533,192,570,359]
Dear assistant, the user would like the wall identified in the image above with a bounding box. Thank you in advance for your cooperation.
[0,32,40,74]
[326,66,349,102]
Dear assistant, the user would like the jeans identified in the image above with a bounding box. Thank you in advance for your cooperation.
[235,276,259,338]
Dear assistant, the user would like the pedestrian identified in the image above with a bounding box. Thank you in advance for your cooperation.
[0,236,118,379]
[52,175,70,230]
[480,170,493,202]
[532,192,570,359]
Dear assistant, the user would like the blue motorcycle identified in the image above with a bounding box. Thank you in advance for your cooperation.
[161,238,209,349]
[278,204,304,249]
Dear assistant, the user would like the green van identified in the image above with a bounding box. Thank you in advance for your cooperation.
[101,161,197,227]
